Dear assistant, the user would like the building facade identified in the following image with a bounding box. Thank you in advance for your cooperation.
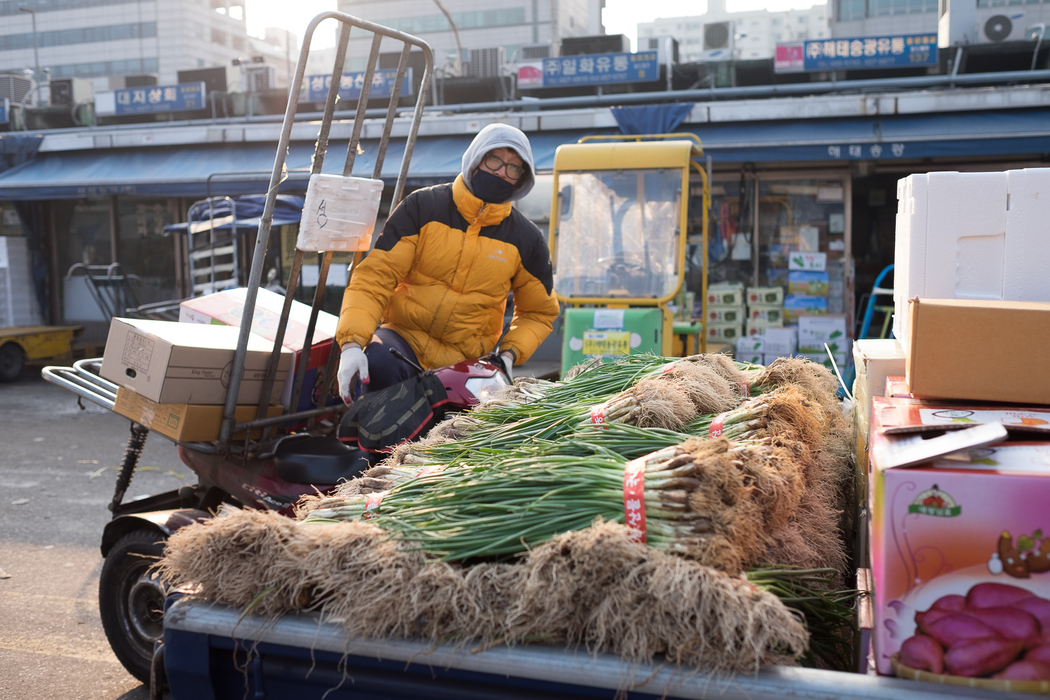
[637,0,828,63]
[832,0,1050,44]
[0,0,293,98]
[336,0,605,75]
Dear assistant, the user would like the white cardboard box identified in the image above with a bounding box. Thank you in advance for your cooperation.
[893,169,1050,350]
[101,318,292,405]
[762,326,798,355]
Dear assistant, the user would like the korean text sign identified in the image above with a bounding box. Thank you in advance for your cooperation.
[540,52,659,88]
[305,69,413,102]
[803,34,937,71]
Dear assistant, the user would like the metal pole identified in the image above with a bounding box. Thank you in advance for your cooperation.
[19,7,42,103]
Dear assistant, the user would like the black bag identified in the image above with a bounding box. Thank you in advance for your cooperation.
[338,373,448,453]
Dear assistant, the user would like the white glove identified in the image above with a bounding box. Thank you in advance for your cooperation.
[497,351,514,381]
[337,344,369,403]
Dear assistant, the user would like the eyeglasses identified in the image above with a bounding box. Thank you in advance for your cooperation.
[482,153,525,181]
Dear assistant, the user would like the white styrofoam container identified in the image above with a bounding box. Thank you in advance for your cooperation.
[893,168,1050,351]
[297,174,384,252]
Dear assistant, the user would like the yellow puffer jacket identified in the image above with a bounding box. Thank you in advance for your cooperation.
[336,175,559,369]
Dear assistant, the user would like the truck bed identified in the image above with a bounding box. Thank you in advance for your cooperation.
[162,597,1030,700]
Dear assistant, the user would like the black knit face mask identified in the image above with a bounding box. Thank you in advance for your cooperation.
[471,169,516,203]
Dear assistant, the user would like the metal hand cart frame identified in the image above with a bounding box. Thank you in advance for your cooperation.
[44,13,434,458]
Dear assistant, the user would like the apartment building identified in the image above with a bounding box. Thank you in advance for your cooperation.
[637,0,829,62]
[0,0,287,98]
[336,0,605,76]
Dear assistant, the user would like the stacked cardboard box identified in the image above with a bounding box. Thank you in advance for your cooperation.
[179,287,341,413]
[100,317,291,442]
[784,251,829,323]
[863,298,1050,685]
[744,285,785,338]
[706,281,745,344]
[796,315,849,370]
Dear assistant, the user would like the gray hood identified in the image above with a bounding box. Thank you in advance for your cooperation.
[461,123,536,202]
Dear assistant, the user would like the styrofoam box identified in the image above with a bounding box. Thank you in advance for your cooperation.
[297,174,384,252]
[893,168,1050,350]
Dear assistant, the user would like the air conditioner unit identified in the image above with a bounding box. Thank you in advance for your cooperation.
[521,44,552,60]
[976,10,1027,43]
[467,47,505,78]
[0,73,31,103]
[699,20,734,61]
[243,64,276,92]
[645,36,679,66]
[50,77,93,106]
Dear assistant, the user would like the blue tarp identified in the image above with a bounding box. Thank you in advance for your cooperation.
[1,108,1050,200]
[611,104,692,136]
[164,194,306,233]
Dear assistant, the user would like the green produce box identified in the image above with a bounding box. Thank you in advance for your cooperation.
[561,307,664,377]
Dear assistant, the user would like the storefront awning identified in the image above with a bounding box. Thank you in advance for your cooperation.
[0,108,1048,200]
[687,107,1050,163]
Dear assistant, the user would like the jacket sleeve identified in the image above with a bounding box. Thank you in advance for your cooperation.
[501,221,560,364]
[336,194,421,349]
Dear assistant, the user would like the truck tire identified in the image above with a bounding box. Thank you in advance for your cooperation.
[99,529,167,684]
[0,343,25,382]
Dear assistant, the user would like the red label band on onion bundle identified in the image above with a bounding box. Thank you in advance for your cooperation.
[739,381,750,397]
[661,362,677,374]
[622,456,647,543]
[709,412,729,438]
[363,491,386,519]
[417,464,444,479]
[590,406,606,426]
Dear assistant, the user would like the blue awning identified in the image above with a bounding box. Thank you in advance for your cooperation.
[686,107,1050,162]
[0,108,1048,200]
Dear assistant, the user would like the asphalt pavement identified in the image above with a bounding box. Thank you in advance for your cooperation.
[0,368,187,699]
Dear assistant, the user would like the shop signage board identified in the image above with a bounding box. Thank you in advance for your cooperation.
[304,69,413,102]
[802,33,937,71]
[538,51,659,88]
[94,82,206,116]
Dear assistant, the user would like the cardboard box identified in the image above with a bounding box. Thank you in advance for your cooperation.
[906,298,1050,405]
[706,304,745,323]
[746,286,784,306]
[852,339,906,430]
[798,315,848,354]
[893,169,1050,351]
[101,318,292,405]
[736,335,766,354]
[745,318,784,336]
[783,295,827,322]
[787,251,827,271]
[762,326,798,356]
[180,288,340,412]
[706,321,742,343]
[884,375,911,398]
[747,304,784,324]
[868,406,1050,677]
[787,270,830,297]
[707,282,744,306]
[113,387,283,442]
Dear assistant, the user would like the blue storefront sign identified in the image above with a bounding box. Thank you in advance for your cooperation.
[540,52,659,88]
[305,69,413,102]
[111,82,206,115]
[803,34,937,71]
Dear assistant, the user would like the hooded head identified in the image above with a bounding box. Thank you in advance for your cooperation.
[461,123,536,203]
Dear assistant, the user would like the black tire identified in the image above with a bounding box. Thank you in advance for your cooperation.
[0,343,25,382]
[99,529,168,684]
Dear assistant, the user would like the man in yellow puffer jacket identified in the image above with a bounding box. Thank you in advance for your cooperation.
[335,123,560,401]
